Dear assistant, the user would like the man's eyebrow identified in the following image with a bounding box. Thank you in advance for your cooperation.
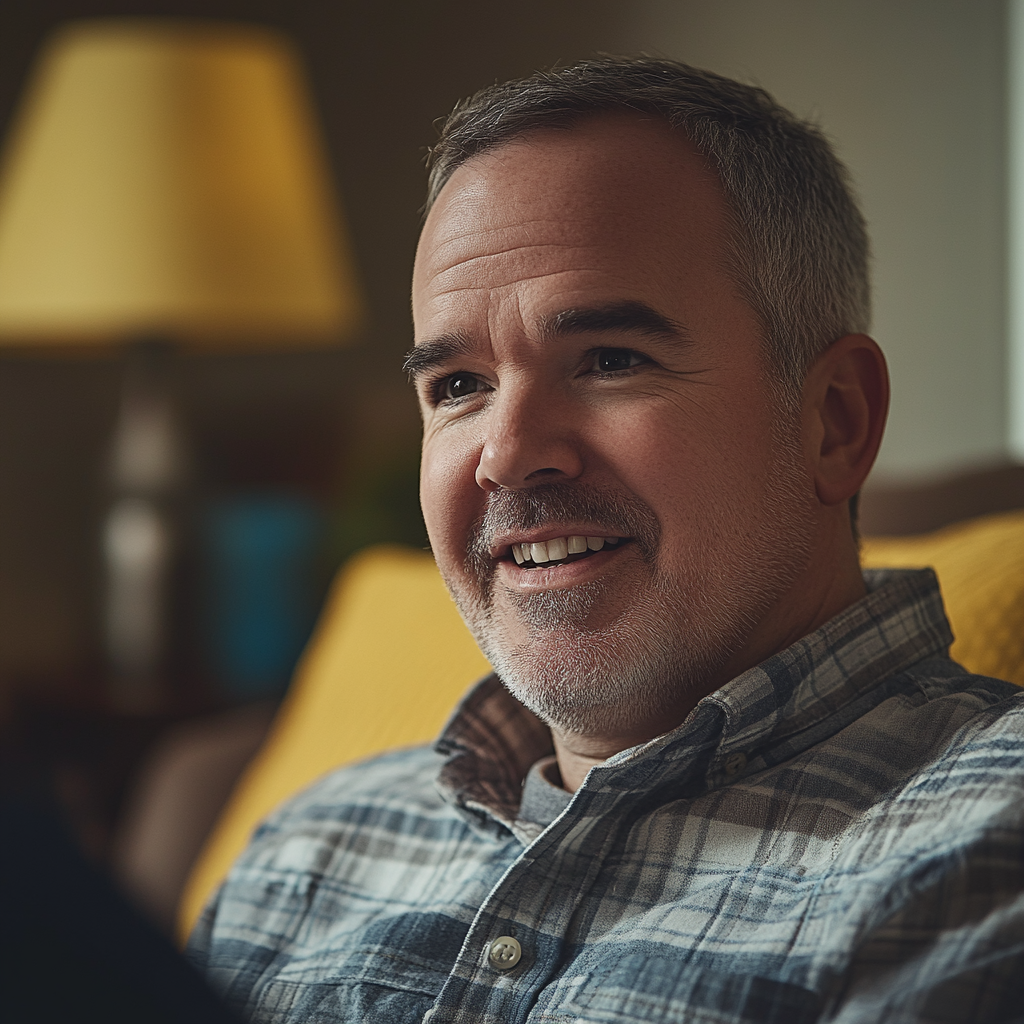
[402,301,689,381]
[402,333,473,380]
[540,301,690,342]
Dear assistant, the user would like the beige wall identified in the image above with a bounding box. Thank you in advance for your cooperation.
[621,0,1009,479]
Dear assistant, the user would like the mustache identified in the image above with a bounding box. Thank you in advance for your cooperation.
[466,483,662,574]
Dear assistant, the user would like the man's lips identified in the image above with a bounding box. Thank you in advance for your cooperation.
[467,483,659,582]
[497,533,626,569]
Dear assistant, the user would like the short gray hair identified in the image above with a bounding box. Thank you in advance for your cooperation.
[425,57,870,394]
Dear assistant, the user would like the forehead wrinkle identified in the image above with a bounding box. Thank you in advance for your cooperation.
[425,239,596,289]
[426,269,603,302]
[422,204,600,273]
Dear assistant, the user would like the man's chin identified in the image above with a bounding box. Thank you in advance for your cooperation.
[493,640,693,739]
[471,609,709,738]
[501,577,637,633]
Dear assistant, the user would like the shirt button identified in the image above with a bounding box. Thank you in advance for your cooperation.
[724,752,747,777]
[487,935,522,970]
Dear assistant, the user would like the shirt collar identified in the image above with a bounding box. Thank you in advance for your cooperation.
[435,568,953,832]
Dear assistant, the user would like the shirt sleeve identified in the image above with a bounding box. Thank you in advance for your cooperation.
[183,885,222,975]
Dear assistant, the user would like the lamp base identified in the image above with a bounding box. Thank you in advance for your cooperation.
[102,340,186,714]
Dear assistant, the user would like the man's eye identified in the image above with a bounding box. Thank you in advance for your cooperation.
[595,349,645,372]
[441,373,485,400]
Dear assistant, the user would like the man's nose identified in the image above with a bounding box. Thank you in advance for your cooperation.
[475,385,584,491]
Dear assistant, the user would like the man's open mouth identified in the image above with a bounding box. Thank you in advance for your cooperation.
[510,535,622,569]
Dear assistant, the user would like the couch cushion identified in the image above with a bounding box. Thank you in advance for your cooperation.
[861,510,1024,687]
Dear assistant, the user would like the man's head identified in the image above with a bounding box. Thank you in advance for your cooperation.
[407,59,888,758]
[424,58,871,396]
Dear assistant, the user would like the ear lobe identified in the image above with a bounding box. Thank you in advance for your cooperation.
[803,334,889,507]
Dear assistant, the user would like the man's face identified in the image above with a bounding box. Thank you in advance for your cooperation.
[411,115,817,741]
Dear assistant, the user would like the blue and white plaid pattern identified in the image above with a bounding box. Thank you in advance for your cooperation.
[189,569,1024,1023]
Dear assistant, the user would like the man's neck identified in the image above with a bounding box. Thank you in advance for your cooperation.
[552,733,639,793]
[550,698,705,792]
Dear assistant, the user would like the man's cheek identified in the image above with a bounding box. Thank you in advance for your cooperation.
[421,461,472,562]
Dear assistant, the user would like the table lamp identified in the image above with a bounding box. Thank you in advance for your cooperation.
[0,20,364,712]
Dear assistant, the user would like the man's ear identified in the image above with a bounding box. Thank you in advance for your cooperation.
[802,334,889,507]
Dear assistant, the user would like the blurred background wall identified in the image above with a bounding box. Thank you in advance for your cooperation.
[0,0,1013,693]
[0,0,627,695]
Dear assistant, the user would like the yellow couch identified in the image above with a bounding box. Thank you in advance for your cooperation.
[178,510,1024,939]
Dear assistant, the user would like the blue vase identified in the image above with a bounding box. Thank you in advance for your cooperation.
[203,495,324,700]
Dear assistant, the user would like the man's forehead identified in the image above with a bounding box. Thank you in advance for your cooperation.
[413,113,734,318]
[424,112,721,232]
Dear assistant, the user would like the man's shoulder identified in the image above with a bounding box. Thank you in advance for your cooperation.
[875,658,1023,758]
[206,743,472,933]
[913,660,1024,739]
[911,655,1021,704]
[257,742,451,838]
[929,670,1024,772]
[782,662,1024,839]
[886,653,1018,722]
[217,743,462,887]
[846,663,1024,823]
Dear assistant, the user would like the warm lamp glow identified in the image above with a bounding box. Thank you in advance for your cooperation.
[0,20,362,346]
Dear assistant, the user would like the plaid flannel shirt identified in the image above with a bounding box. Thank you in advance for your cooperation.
[188,568,1024,1024]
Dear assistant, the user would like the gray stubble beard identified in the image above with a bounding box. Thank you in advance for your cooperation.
[446,432,815,741]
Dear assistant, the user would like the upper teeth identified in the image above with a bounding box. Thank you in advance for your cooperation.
[511,535,620,565]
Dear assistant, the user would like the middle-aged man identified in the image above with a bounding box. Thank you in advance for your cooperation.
[190,59,1024,1023]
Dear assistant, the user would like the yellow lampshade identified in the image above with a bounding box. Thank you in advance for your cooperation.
[0,19,362,347]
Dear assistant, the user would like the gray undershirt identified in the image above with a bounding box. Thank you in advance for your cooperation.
[517,755,573,829]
